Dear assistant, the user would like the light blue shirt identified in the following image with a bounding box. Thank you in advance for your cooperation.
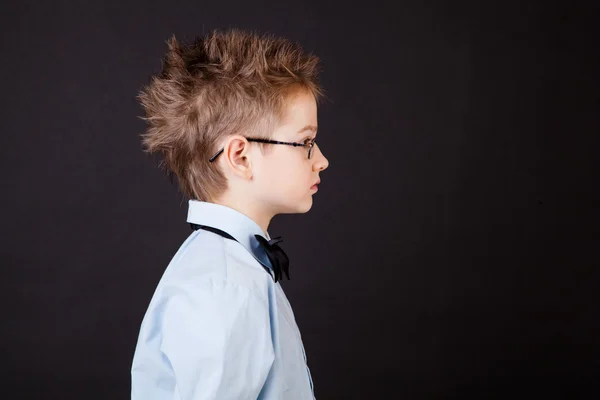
[131,200,315,399]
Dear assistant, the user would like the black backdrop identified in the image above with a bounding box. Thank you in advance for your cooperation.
[2,0,599,398]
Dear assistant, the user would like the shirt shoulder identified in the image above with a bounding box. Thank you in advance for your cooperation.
[156,229,271,302]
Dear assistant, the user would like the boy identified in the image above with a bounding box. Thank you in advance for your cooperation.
[130,29,329,400]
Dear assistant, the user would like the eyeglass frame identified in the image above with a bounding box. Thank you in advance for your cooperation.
[208,137,317,163]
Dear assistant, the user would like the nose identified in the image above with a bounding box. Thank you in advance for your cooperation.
[312,142,329,171]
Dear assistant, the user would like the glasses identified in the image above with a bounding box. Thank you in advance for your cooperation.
[209,137,317,162]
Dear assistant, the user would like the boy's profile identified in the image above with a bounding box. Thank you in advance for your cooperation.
[130,29,329,400]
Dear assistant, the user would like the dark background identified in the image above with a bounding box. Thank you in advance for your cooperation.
[2,0,598,398]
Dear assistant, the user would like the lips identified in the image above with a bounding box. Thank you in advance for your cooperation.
[312,180,320,187]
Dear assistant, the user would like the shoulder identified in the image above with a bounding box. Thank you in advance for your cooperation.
[155,229,271,304]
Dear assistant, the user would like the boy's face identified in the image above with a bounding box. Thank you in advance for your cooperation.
[253,89,329,215]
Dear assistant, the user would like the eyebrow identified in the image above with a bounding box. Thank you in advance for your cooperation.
[296,125,318,135]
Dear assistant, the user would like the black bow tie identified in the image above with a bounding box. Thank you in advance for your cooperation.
[254,235,290,283]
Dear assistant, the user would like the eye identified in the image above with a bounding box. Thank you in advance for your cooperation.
[303,137,314,146]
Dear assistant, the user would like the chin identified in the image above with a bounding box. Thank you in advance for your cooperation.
[298,196,313,213]
[279,197,313,214]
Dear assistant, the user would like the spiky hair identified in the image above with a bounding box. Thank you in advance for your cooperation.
[137,29,323,201]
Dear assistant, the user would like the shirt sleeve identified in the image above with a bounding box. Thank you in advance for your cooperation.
[159,280,275,400]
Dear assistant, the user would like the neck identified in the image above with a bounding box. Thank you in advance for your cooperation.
[209,195,272,237]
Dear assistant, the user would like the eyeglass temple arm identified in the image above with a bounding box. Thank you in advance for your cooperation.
[209,139,309,163]
[209,148,224,163]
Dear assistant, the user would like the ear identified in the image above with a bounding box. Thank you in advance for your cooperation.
[222,135,253,179]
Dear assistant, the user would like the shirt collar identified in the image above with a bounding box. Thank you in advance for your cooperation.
[186,200,273,270]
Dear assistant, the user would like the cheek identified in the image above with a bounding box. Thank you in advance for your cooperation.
[262,159,308,191]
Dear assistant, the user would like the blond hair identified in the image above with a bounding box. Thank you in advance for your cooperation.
[137,29,323,202]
